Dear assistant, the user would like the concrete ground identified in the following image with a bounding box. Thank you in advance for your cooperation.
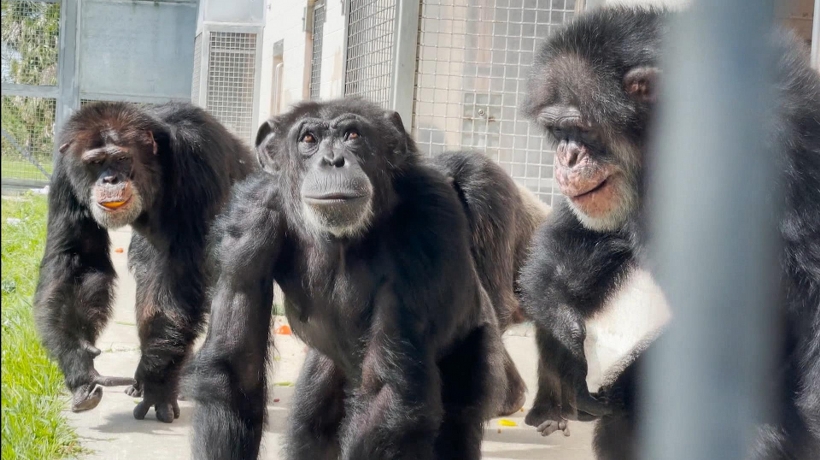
[66,227,670,460]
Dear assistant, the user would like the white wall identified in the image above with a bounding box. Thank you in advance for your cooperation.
[259,0,312,127]
[319,1,346,100]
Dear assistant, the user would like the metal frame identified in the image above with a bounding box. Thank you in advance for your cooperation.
[812,0,819,68]
[389,0,420,126]
[642,1,779,458]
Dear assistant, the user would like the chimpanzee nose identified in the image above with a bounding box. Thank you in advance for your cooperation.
[322,153,345,168]
[102,175,119,185]
[557,141,583,168]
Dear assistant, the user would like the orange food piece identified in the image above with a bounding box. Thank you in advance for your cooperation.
[101,201,127,209]
[114,248,124,253]
[275,324,292,335]
[273,398,280,403]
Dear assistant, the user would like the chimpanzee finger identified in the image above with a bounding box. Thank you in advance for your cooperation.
[133,399,152,420]
[125,383,143,397]
[156,403,175,423]
[536,419,570,437]
[81,341,102,357]
[576,410,599,422]
[94,375,136,386]
[173,400,180,419]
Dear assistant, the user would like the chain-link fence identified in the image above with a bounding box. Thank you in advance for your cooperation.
[344,0,397,106]
[309,1,327,100]
[1,0,61,185]
[411,0,578,206]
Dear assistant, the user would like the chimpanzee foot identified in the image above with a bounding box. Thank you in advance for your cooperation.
[70,370,137,412]
[71,383,103,412]
[536,418,571,437]
[132,385,180,423]
[524,401,556,427]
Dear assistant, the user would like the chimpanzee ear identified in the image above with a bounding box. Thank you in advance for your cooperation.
[624,66,661,103]
[255,118,280,172]
[145,130,158,155]
[384,111,407,136]
[255,119,278,149]
[58,141,72,154]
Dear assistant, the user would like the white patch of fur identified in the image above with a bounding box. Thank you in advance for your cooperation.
[89,189,144,230]
[583,269,672,391]
[301,197,374,239]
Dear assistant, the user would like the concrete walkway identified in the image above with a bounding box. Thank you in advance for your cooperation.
[66,228,669,459]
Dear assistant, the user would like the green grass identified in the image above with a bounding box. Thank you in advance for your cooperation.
[1,193,81,459]
[1,157,53,182]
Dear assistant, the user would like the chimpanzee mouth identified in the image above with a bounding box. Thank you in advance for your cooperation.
[570,178,609,200]
[97,196,132,211]
[303,193,368,202]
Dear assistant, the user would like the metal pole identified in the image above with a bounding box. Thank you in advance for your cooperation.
[642,1,779,459]
[812,0,819,68]
[389,0,420,128]
[54,0,80,154]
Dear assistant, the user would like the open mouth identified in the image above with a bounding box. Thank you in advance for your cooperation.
[570,178,610,201]
[97,196,132,211]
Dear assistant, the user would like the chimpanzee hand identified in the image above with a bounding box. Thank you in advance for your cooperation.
[129,381,180,423]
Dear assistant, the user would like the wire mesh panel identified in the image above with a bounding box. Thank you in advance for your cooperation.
[412,0,577,205]
[206,31,258,143]
[191,33,202,105]
[309,1,326,100]
[1,96,56,182]
[1,0,61,86]
[344,0,397,107]
[1,0,61,184]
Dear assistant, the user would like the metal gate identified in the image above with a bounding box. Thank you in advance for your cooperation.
[411,0,580,206]
[1,0,197,187]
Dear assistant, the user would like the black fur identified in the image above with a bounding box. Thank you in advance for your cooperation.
[186,98,507,460]
[431,151,552,417]
[519,6,820,459]
[33,101,255,422]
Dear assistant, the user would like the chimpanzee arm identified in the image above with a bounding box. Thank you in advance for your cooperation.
[520,203,635,419]
[340,285,443,460]
[33,166,134,412]
[187,175,283,460]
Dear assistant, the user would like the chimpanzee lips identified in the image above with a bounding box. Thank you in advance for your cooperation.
[569,177,609,200]
[98,196,131,210]
[303,193,367,202]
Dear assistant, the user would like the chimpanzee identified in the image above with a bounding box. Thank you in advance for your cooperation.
[33,101,255,423]
[518,6,820,459]
[186,98,509,460]
[431,150,552,416]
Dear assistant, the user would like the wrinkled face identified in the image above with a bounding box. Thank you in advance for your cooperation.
[63,129,156,229]
[539,107,639,232]
[526,54,659,232]
[295,116,375,237]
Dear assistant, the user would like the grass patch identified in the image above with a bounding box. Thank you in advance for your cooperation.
[1,157,53,182]
[1,193,81,459]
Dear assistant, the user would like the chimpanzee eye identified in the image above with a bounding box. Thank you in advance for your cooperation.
[549,127,563,138]
[301,133,316,144]
[346,130,360,140]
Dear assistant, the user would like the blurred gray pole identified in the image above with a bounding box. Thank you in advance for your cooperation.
[812,0,819,68]
[642,1,781,460]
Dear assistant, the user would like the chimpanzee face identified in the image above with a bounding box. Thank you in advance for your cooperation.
[61,127,157,229]
[256,100,410,239]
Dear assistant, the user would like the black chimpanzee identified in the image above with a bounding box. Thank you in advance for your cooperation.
[34,101,255,422]
[431,150,552,416]
[518,6,820,459]
[186,98,509,460]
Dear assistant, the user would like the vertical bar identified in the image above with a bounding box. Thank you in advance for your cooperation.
[55,0,80,153]
[812,0,819,68]
[642,1,779,459]
[389,0,420,125]
[341,0,351,96]
[252,25,264,141]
